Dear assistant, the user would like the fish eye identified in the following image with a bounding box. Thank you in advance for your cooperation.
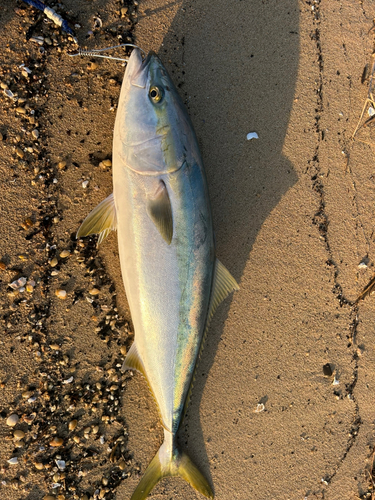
[149,86,163,103]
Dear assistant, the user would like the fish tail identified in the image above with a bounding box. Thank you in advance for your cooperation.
[130,431,213,500]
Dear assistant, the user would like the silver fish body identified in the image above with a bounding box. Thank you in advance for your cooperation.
[77,48,238,500]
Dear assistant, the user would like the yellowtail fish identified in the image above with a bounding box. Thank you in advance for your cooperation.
[77,48,238,499]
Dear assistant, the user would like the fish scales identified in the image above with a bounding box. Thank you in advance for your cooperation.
[77,48,238,500]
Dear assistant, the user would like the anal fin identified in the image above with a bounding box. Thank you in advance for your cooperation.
[76,193,117,245]
[121,343,145,376]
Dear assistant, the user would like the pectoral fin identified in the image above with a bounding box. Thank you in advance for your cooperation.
[146,181,173,245]
[76,193,117,245]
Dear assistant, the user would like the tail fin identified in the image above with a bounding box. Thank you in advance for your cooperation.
[131,432,213,500]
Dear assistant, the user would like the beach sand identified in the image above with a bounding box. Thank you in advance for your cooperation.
[0,1,375,499]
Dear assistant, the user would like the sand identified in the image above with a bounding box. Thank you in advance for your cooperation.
[0,0,375,499]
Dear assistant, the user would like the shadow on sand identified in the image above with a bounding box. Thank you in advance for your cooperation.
[157,0,300,491]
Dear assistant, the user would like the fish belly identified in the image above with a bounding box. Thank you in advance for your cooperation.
[113,160,214,433]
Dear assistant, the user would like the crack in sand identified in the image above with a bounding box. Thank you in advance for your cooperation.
[306,1,363,495]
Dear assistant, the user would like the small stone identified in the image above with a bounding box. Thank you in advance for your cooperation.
[32,129,39,139]
[68,419,77,431]
[50,344,60,350]
[13,430,25,441]
[89,288,99,295]
[22,390,33,399]
[15,107,26,114]
[82,180,89,189]
[0,261,6,271]
[15,147,24,158]
[34,462,44,470]
[43,496,55,500]
[0,82,8,89]
[55,289,67,300]
[92,425,99,434]
[7,457,18,465]
[323,363,333,377]
[15,439,25,448]
[45,37,52,45]
[0,132,3,141]
[121,7,128,16]
[51,270,59,276]
[58,161,66,169]
[102,159,112,167]
[49,437,64,447]
[50,257,58,267]
[73,435,80,444]
[6,414,19,426]
[26,283,34,293]
[60,250,70,258]
[120,346,127,356]
[87,62,98,71]
[118,458,126,470]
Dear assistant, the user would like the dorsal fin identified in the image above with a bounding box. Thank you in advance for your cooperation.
[146,181,173,244]
[181,258,239,422]
[76,193,117,245]
[206,258,239,329]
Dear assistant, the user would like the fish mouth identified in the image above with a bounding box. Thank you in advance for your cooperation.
[130,50,161,88]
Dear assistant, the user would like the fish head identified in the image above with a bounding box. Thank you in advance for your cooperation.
[115,49,200,175]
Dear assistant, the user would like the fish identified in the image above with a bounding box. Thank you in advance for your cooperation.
[77,48,239,500]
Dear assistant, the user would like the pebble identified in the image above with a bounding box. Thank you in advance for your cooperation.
[60,250,70,258]
[32,129,39,139]
[58,161,66,169]
[68,419,77,431]
[50,257,58,267]
[15,147,24,158]
[13,430,25,441]
[49,437,64,447]
[56,459,66,470]
[55,289,67,300]
[89,288,100,295]
[118,458,126,470]
[121,7,128,16]
[43,496,55,500]
[7,457,18,465]
[323,363,333,377]
[21,217,33,229]
[92,425,99,434]
[102,159,112,168]
[82,180,89,189]
[0,82,8,89]
[26,283,34,293]
[51,270,59,276]
[50,344,60,350]
[87,62,98,71]
[120,346,127,356]
[6,414,19,426]
[0,132,3,141]
[15,107,26,114]
[34,462,44,470]
[0,261,6,271]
